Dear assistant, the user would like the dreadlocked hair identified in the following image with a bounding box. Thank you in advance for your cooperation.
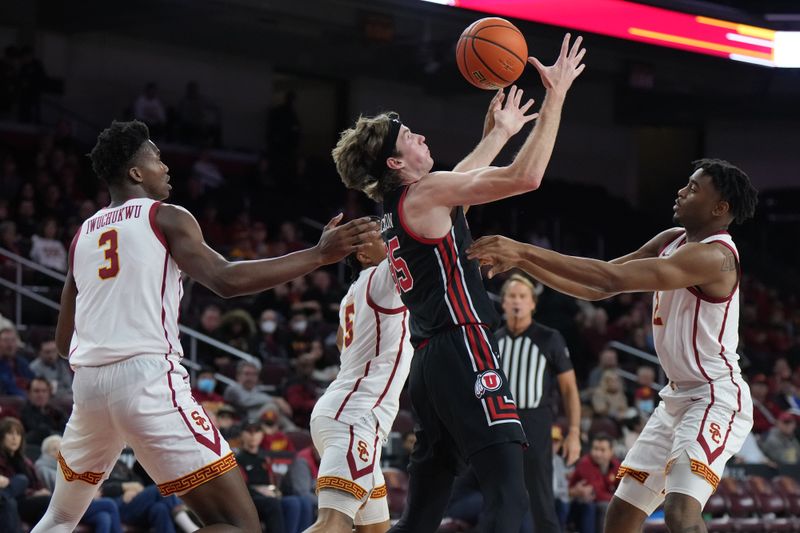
[332,112,403,202]
[692,158,758,224]
[89,120,150,186]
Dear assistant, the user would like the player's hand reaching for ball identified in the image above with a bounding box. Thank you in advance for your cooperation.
[483,86,538,140]
[467,235,525,279]
[528,33,586,96]
[316,214,380,265]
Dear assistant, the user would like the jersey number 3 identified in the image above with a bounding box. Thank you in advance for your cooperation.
[386,237,413,293]
[98,229,120,279]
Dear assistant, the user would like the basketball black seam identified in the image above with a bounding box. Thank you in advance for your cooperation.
[466,34,526,66]
[469,37,509,85]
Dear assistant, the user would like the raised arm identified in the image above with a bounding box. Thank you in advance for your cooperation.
[157,205,379,298]
[468,230,732,296]
[410,34,586,209]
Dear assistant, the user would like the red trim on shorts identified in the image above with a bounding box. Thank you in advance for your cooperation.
[397,185,446,245]
[149,201,169,251]
[373,310,407,411]
[366,268,406,315]
[164,354,223,456]
[345,425,379,481]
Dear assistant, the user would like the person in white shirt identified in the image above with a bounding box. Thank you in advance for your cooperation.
[29,217,66,272]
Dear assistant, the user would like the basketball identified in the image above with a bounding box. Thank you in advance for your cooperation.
[456,17,528,90]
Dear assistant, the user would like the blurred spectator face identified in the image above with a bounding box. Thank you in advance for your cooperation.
[236,363,260,389]
[751,380,768,401]
[260,409,280,433]
[241,426,263,449]
[18,199,35,218]
[0,328,19,357]
[590,438,613,468]
[216,408,236,429]
[592,308,608,330]
[599,348,618,369]
[637,366,655,387]
[295,353,315,378]
[196,371,216,394]
[46,183,61,204]
[1,427,21,454]
[19,182,35,200]
[200,305,222,332]
[312,270,332,292]
[778,416,796,437]
[774,358,791,380]
[402,432,416,454]
[279,222,298,243]
[43,219,58,239]
[78,200,96,221]
[260,310,279,335]
[251,222,268,243]
[502,280,536,322]
[289,314,308,335]
[39,340,58,364]
[29,378,52,407]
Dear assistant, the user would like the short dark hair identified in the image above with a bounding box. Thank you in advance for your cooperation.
[692,159,758,225]
[89,120,150,186]
[590,433,614,447]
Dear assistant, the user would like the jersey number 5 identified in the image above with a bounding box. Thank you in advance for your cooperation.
[343,303,355,348]
[386,237,413,293]
[98,229,120,279]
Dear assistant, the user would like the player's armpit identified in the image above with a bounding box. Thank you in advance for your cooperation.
[55,271,77,357]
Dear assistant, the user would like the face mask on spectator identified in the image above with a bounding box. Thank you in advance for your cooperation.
[197,378,216,393]
[261,320,277,334]
[291,320,307,334]
[637,399,654,415]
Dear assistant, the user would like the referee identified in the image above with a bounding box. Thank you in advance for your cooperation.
[496,274,581,533]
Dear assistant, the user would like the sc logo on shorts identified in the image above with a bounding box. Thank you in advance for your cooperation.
[474,370,502,399]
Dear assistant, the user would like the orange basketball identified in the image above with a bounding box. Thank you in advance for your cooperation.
[456,17,528,90]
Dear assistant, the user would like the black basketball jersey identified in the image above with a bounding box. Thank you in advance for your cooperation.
[381,184,500,347]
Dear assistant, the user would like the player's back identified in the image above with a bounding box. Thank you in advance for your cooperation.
[69,198,182,367]
[312,260,412,437]
[381,185,499,346]
[653,231,741,385]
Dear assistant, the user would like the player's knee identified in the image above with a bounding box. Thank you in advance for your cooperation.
[663,493,702,531]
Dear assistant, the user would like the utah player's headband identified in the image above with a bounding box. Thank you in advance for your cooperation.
[368,116,402,179]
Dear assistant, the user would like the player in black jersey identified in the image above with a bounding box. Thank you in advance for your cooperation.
[331,34,586,533]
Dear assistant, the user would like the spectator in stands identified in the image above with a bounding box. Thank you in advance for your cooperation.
[191,303,227,370]
[591,370,629,422]
[215,404,240,442]
[284,353,319,428]
[568,433,620,533]
[29,217,66,272]
[132,82,166,138]
[177,81,210,146]
[733,432,775,466]
[259,408,294,453]
[35,435,123,533]
[287,312,316,360]
[28,339,72,403]
[770,357,792,394]
[236,420,310,533]
[218,308,256,356]
[751,373,781,434]
[776,379,800,413]
[632,365,657,417]
[20,377,66,446]
[0,327,34,397]
[250,221,270,258]
[587,347,618,390]
[280,444,320,509]
[101,458,200,533]
[278,221,306,254]
[190,368,224,412]
[191,149,225,190]
[256,308,289,364]
[760,411,800,465]
[223,360,293,424]
[15,199,36,240]
[551,425,570,530]
[0,417,51,525]
[388,431,416,471]
[580,308,612,360]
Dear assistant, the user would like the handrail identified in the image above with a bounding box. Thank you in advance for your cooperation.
[178,324,259,365]
[608,340,666,388]
[0,248,67,282]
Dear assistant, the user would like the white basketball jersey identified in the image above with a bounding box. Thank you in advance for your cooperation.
[652,231,741,384]
[312,260,413,438]
[68,198,183,367]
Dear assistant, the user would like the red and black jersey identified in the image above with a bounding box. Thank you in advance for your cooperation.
[381,184,499,347]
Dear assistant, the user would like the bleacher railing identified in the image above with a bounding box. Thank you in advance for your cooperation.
[0,246,258,388]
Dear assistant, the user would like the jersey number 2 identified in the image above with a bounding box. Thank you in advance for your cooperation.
[386,237,413,293]
[98,229,120,279]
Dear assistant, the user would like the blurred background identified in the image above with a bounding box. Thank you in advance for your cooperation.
[0,1,798,531]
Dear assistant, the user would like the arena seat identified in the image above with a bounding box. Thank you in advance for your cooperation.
[703,492,735,533]
[382,467,409,519]
[391,409,414,434]
[746,475,794,532]
[717,477,761,532]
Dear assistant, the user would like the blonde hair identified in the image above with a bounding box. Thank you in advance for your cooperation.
[500,273,538,303]
[332,112,402,201]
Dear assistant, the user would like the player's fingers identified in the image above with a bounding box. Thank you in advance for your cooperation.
[514,86,524,106]
[569,35,584,58]
[527,56,546,74]
[505,85,517,108]
[560,33,571,58]
[574,48,587,65]
[325,212,344,229]
[523,112,539,123]
[574,64,586,77]
[520,99,535,114]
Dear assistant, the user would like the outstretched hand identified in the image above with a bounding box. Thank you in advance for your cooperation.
[528,33,587,96]
[467,235,525,279]
[483,85,538,139]
[316,214,380,265]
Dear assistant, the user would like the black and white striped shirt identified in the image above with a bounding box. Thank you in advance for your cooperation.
[496,322,572,410]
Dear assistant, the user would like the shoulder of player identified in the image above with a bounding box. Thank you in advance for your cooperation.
[645,227,685,257]
[154,203,198,229]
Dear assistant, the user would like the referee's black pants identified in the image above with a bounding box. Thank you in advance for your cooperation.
[520,407,561,533]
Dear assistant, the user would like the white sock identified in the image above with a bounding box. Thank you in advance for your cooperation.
[174,510,201,532]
